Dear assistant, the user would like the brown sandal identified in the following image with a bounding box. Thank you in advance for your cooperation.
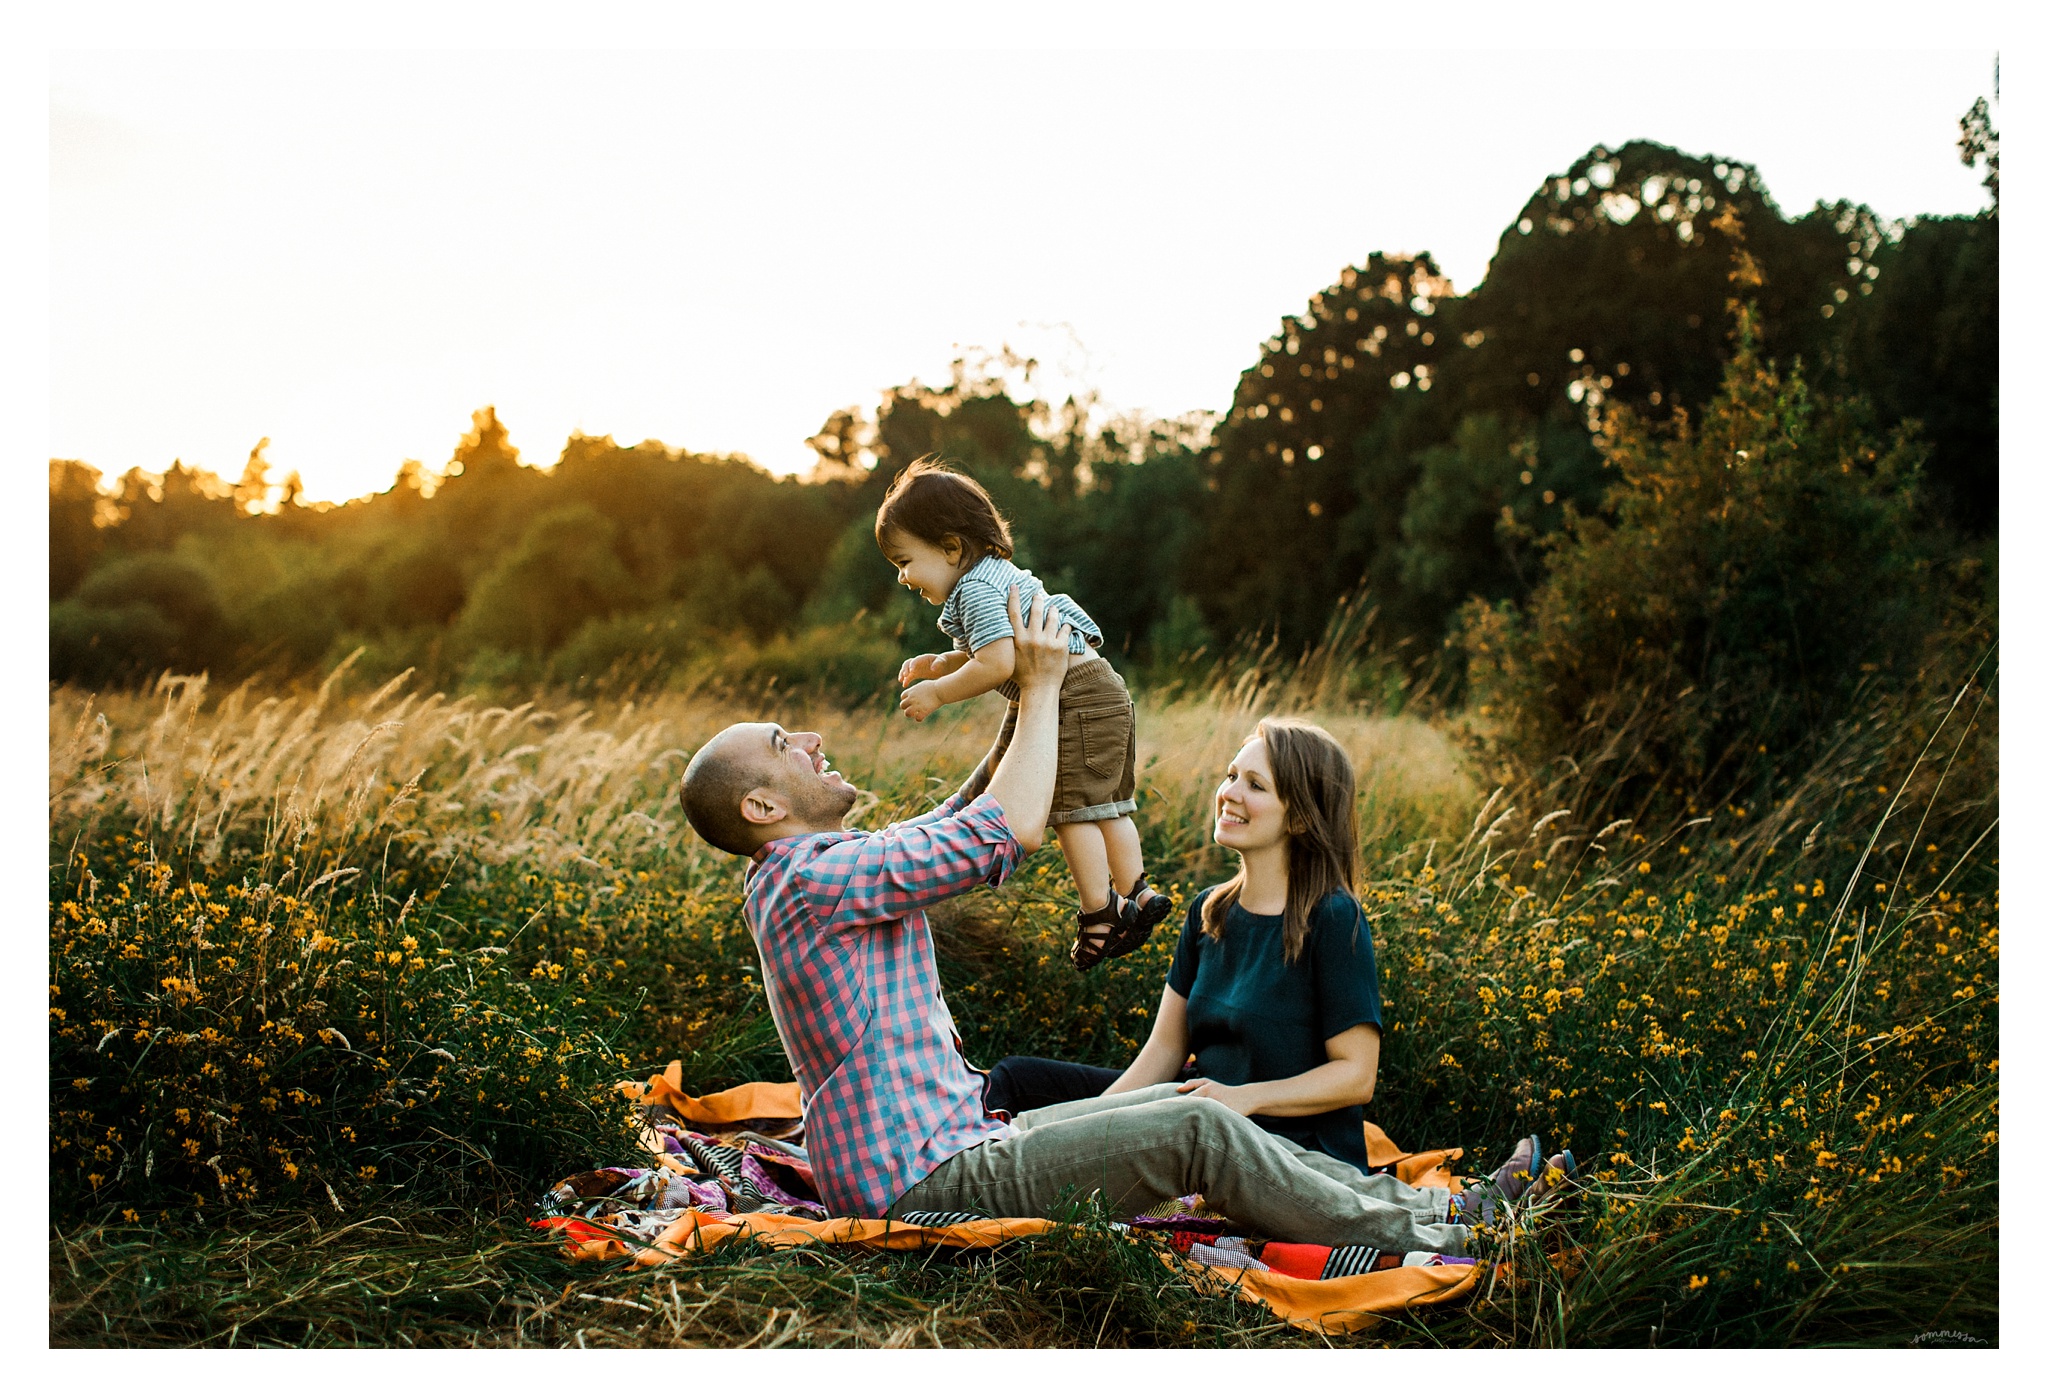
[1070,903,1122,971]
[1070,877,1175,971]
[1100,874,1174,959]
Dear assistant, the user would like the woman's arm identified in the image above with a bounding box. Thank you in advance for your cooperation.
[1175,1023,1380,1117]
[1101,985,1191,1095]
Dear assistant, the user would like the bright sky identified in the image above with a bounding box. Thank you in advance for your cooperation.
[52,47,1996,503]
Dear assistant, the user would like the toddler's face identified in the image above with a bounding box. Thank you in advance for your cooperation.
[881,531,966,605]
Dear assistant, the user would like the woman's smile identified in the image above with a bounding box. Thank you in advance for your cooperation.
[1213,736,1286,848]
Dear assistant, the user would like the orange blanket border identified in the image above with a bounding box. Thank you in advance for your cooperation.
[536,1207,1478,1335]
[566,1069,1484,1334]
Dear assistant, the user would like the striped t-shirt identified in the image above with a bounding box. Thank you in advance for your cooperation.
[936,556,1103,671]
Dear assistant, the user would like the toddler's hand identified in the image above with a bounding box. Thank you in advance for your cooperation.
[899,681,943,723]
[898,653,942,687]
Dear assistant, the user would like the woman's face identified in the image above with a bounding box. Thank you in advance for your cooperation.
[1214,736,1289,853]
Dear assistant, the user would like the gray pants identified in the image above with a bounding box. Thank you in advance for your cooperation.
[889,1083,1471,1255]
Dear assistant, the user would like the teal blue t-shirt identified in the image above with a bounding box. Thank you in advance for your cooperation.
[1165,887,1383,1172]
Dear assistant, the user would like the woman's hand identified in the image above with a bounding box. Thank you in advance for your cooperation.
[1174,1078,1266,1116]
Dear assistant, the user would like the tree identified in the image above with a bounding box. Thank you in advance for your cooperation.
[1821,89,1998,534]
[1459,307,1935,816]
[455,504,638,655]
[49,460,106,599]
[1826,214,1997,534]
[51,552,231,683]
[1196,252,1457,651]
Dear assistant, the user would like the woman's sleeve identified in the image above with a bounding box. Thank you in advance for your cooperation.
[1165,890,1208,998]
[1312,893,1383,1040]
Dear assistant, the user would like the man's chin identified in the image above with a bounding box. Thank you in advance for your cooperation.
[807,776,860,822]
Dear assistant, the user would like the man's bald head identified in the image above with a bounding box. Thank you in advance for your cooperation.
[681,726,778,856]
[681,722,858,856]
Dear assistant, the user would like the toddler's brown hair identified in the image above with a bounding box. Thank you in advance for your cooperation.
[874,456,1015,562]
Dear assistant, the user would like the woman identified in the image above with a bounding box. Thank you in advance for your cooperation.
[985,716,1573,1222]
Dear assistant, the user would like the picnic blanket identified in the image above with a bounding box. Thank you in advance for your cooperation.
[533,1064,1483,1335]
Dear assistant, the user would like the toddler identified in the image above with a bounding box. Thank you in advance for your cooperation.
[876,456,1172,969]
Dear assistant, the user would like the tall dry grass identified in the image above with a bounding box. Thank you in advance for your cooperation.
[51,650,1477,885]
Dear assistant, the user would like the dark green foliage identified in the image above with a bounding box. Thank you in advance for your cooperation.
[52,553,231,683]
[1458,309,1941,820]
[1827,213,1998,533]
[457,504,640,655]
[549,604,709,693]
[1195,253,1454,651]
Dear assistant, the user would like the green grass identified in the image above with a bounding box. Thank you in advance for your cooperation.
[48,660,1997,1346]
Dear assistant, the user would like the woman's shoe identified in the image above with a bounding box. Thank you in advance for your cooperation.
[1453,1135,1542,1228]
[1522,1150,1579,1208]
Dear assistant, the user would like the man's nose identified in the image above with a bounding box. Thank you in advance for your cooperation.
[791,732,823,754]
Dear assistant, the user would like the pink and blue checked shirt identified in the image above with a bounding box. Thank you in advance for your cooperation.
[742,791,1021,1218]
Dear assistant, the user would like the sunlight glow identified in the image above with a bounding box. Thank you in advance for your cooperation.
[52,49,1993,503]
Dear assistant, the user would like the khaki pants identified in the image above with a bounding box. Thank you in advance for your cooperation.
[889,1083,1470,1255]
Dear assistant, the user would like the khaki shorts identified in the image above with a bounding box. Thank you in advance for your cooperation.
[991,657,1139,826]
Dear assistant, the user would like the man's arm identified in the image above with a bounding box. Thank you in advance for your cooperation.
[793,806,1025,933]
[978,590,1068,855]
[952,704,1017,808]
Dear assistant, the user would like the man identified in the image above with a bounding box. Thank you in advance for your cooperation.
[681,590,1509,1254]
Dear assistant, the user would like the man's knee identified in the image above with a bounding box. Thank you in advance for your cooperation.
[1175,1094,1248,1144]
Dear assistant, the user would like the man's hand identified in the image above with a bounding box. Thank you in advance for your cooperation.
[899,680,944,723]
[898,653,943,687]
[1175,1078,1265,1116]
[1006,586,1071,694]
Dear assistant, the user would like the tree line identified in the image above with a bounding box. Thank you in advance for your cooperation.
[52,126,1997,808]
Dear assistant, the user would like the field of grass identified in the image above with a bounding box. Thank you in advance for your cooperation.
[49,652,1997,1347]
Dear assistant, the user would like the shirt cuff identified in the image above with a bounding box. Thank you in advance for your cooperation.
[958,793,1023,885]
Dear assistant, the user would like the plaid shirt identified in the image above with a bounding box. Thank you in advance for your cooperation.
[743,791,1021,1217]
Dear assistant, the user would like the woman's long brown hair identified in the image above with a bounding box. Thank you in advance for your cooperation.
[1200,717,1362,961]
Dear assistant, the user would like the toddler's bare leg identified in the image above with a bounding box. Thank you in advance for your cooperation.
[1053,822,1113,910]
[1100,816,1143,895]
[1100,816,1160,905]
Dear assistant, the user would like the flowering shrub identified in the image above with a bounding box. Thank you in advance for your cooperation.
[49,840,641,1215]
[1458,308,1945,828]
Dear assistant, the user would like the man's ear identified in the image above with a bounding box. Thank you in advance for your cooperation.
[740,786,789,828]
